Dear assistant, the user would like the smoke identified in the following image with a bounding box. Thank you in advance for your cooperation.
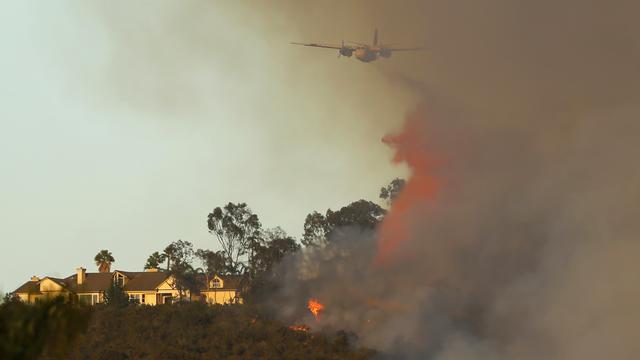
[82,1,639,357]
[268,0,640,359]
[273,106,640,359]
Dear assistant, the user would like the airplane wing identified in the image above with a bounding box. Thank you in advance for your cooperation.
[290,42,354,50]
[387,47,426,52]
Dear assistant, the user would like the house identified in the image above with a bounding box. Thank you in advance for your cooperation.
[12,267,244,305]
[201,274,244,305]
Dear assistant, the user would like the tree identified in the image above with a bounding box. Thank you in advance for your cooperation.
[144,251,167,270]
[195,249,228,275]
[94,250,115,273]
[326,200,386,230]
[163,240,196,300]
[380,177,406,206]
[163,244,176,270]
[163,240,194,270]
[302,211,331,247]
[253,227,300,275]
[302,200,386,246]
[207,203,262,275]
[246,228,300,304]
[103,283,129,308]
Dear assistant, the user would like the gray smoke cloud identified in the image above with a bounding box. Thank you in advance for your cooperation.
[266,1,640,359]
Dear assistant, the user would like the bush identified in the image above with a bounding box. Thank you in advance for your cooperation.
[70,303,374,359]
[0,299,374,359]
[0,296,91,359]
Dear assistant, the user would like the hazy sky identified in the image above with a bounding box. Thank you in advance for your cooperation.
[0,1,418,292]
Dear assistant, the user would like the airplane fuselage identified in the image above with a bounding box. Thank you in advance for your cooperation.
[354,47,378,62]
[350,46,392,62]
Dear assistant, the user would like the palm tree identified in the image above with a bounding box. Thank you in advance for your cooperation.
[144,251,167,270]
[94,250,115,273]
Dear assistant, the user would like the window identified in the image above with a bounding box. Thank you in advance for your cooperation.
[141,294,146,304]
[114,273,125,287]
[211,278,222,288]
[79,294,100,305]
[129,294,141,304]
[79,294,92,305]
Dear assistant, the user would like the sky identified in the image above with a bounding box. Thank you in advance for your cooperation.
[0,1,419,292]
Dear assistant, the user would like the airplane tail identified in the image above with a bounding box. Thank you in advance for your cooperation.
[373,28,379,46]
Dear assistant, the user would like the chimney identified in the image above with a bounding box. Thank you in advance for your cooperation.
[144,267,159,272]
[30,276,40,282]
[77,267,86,285]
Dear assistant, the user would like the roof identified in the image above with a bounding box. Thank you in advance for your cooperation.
[219,275,244,289]
[13,280,42,294]
[202,274,245,291]
[63,272,114,293]
[14,270,171,294]
[14,270,245,294]
[122,271,170,291]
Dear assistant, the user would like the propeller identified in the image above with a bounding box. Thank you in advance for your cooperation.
[338,40,344,58]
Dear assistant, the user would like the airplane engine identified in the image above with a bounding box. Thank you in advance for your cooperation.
[379,49,392,58]
[339,47,354,57]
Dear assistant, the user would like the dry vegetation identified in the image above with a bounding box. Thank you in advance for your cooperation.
[0,297,375,360]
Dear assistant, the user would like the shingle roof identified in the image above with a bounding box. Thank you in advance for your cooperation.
[63,272,114,293]
[123,271,170,291]
[219,275,244,290]
[14,270,243,294]
[201,274,246,291]
[13,280,41,294]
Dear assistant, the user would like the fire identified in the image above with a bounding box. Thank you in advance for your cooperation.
[307,299,325,320]
[289,324,310,332]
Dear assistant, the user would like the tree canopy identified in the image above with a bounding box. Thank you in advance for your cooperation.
[94,250,115,273]
[195,249,229,275]
[207,203,262,274]
[380,177,406,206]
[144,251,167,270]
[302,200,386,247]
[253,227,300,275]
[163,240,197,299]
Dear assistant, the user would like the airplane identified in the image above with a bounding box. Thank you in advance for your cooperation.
[291,29,423,63]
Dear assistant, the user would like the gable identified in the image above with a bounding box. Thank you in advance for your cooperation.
[40,278,65,292]
[209,275,224,289]
[156,275,177,291]
[112,271,130,286]
[205,274,243,290]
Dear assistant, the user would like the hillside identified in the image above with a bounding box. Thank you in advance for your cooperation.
[0,298,375,360]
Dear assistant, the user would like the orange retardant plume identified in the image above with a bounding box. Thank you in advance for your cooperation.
[307,299,325,320]
[375,109,440,266]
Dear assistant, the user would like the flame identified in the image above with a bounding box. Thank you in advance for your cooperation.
[376,107,441,266]
[307,299,325,320]
[289,324,310,332]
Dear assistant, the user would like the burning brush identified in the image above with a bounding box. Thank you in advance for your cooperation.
[307,299,325,320]
[288,324,310,332]
[289,299,325,332]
